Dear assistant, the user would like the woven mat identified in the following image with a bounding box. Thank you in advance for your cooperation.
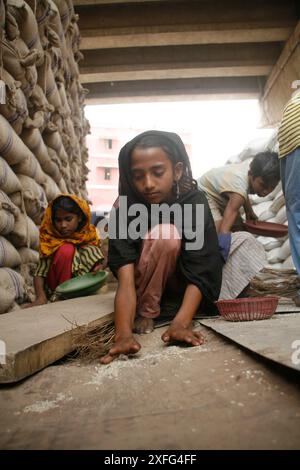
[249,267,300,299]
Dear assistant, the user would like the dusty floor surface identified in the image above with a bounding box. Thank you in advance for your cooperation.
[0,324,300,450]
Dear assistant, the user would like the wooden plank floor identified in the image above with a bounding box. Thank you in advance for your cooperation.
[0,292,114,383]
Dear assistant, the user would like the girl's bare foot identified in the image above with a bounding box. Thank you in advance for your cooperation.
[133,316,154,334]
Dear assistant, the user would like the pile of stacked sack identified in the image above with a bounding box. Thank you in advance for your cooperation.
[227,131,294,271]
[0,0,90,313]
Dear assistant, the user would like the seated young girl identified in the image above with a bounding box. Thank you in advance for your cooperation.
[101,130,224,364]
[26,194,104,307]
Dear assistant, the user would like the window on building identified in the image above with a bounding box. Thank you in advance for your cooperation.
[106,138,113,149]
[104,168,111,180]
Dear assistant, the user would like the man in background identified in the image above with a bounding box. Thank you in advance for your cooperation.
[278,84,300,305]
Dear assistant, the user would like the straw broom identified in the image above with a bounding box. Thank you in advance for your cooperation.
[66,314,115,363]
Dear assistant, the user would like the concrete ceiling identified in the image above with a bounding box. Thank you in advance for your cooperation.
[73,0,299,103]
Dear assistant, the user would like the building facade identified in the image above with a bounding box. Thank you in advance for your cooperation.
[86,127,193,213]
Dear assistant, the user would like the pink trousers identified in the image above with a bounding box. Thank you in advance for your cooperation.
[135,224,181,318]
[47,243,75,291]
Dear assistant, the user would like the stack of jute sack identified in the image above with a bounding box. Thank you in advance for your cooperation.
[228,131,294,271]
[0,0,90,313]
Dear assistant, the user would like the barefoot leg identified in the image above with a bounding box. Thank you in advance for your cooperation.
[133,316,154,334]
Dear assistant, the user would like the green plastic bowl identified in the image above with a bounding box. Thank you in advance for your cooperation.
[55,270,108,299]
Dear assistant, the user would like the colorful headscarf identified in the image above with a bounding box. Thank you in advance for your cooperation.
[39,194,100,258]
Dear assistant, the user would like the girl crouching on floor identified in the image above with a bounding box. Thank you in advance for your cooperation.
[101,130,223,364]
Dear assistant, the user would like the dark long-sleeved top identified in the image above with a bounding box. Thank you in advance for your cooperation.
[108,188,223,308]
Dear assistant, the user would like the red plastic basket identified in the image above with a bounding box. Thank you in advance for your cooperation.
[215,296,279,322]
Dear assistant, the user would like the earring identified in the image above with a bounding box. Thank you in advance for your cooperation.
[176,181,180,199]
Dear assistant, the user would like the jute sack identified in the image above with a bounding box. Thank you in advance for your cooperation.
[9,190,23,209]
[18,175,48,216]
[2,36,39,98]
[8,302,22,312]
[60,164,70,180]
[0,286,15,314]
[22,128,63,182]
[43,130,68,165]
[17,174,48,224]
[47,0,68,57]
[7,212,28,247]
[19,247,40,264]
[70,16,80,55]
[57,82,71,115]
[0,267,25,309]
[34,0,56,49]
[0,115,34,165]
[0,189,20,215]
[57,177,68,193]
[20,128,51,169]
[62,117,78,152]
[37,53,62,111]
[0,68,29,135]
[66,46,79,81]
[37,147,62,183]
[29,83,54,116]
[69,78,80,115]
[7,0,44,63]
[0,236,22,267]
[18,247,39,264]
[0,209,15,235]
[79,188,88,200]
[73,115,84,141]
[0,0,5,27]
[51,113,64,134]
[0,190,19,235]
[27,215,40,250]
[47,146,64,169]
[43,158,61,183]
[8,213,39,249]
[0,156,22,194]
[17,262,35,302]
[24,109,46,130]
[53,0,71,32]
[70,165,81,186]
[12,153,46,184]
[42,174,60,202]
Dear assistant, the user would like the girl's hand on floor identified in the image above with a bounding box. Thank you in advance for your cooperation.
[161,322,205,347]
[22,297,48,308]
[100,335,141,364]
[91,262,106,274]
